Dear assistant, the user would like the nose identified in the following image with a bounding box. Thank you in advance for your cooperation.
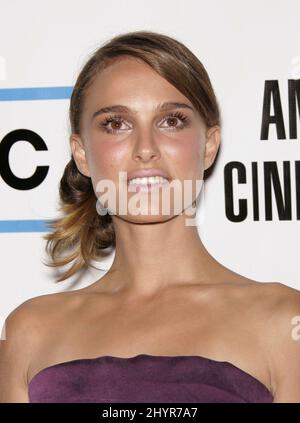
[132,126,161,163]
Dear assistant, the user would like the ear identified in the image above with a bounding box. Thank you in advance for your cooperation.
[69,134,91,177]
[203,125,221,171]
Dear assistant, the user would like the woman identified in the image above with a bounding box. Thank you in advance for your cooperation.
[1,30,300,403]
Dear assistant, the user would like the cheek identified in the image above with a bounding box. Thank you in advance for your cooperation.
[87,141,126,182]
[87,143,127,203]
[169,133,204,179]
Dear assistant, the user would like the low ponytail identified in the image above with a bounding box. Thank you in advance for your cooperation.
[42,157,115,282]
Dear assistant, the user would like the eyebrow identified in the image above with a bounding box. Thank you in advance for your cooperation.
[91,101,195,121]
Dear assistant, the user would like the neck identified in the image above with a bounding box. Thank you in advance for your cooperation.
[101,210,224,299]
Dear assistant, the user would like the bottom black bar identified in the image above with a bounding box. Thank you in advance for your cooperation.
[0,403,296,422]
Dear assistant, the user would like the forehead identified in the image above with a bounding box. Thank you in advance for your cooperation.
[83,57,194,114]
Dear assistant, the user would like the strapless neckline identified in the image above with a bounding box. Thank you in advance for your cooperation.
[28,353,273,398]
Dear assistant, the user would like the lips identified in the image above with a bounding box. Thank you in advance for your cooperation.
[126,168,170,183]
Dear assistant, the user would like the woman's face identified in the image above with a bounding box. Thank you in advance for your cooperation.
[71,56,220,222]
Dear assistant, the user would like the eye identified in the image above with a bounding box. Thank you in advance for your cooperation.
[98,111,190,134]
[98,114,131,134]
[159,111,190,130]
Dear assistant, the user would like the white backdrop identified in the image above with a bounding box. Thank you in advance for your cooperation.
[0,0,299,324]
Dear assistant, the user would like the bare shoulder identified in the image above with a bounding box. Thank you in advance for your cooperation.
[226,279,300,401]
[233,279,300,328]
[224,278,300,306]
[0,289,85,402]
[3,290,81,335]
[254,280,300,319]
[260,280,300,340]
[257,281,300,402]
[0,295,49,402]
[3,288,89,344]
[261,279,300,300]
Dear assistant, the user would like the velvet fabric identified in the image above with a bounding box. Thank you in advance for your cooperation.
[28,354,274,403]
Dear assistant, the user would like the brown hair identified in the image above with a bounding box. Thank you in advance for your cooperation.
[43,30,221,282]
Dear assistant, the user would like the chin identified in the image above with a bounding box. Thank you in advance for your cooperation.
[116,211,176,224]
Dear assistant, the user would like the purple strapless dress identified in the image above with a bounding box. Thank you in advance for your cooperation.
[28,354,274,403]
